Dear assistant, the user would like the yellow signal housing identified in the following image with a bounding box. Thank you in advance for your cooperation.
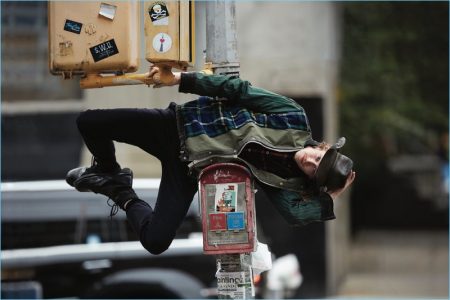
[48,1,140,79]
[144,1,195,70]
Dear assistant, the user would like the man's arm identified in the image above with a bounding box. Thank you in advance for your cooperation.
[264,187,336,226]
[179,72,301,113]
[148,66,301,114]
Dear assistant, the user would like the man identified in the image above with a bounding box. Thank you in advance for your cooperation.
[66,66,355,255]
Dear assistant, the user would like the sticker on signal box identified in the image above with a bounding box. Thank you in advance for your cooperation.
[149,2,169,25]
[64,19,82,34]
[152,33,172,53]
[89,39,119,62]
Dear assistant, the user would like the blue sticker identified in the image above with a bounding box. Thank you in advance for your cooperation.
[227,212,245,230]
[64,19,82,34]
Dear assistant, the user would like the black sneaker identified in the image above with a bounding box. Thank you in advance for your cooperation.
[66,157,132,192]
[66,161,136,215]
[66,166,133,193]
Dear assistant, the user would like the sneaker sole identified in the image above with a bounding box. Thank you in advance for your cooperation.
[73,169,133,193]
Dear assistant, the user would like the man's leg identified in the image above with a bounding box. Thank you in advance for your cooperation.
[75,107,176,170]
[114,106,199,254]
[125,150,198,255]
[68,106,178,190]
[71,105,199,254]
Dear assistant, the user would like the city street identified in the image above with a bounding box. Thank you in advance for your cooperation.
[338,230,448,298]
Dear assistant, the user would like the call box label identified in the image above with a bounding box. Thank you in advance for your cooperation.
[209,213,227,231]
[227,212,245,230]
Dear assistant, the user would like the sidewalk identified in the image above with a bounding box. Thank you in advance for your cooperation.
[337,230,449,298]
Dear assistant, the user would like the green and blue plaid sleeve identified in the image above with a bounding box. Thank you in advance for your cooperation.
[179,72,302,113]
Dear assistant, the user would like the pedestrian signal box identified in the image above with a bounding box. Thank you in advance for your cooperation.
[144,1,195,70]
[199,163,256,255]
[48,1,140,78]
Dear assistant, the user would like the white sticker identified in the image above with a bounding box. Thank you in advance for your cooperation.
[99,3,117,20]
[152,33,172,53]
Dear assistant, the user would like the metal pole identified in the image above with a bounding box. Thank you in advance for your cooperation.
[205,2,253,299]
[205,1,240,76]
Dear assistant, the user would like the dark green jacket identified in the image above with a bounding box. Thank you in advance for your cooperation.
[176,72,335,226]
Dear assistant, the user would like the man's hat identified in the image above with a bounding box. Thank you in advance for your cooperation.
[315,137,353,192]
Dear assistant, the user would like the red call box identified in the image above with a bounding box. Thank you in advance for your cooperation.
[199,163,256,255]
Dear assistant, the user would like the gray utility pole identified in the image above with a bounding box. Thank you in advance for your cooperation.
[205,2,254,299]
[205,1,240,76]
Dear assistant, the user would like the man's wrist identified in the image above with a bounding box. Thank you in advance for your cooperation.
[173,72,182,85]
[178,72,197,93]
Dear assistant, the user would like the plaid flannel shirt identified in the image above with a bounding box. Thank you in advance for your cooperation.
[179,95,310,140]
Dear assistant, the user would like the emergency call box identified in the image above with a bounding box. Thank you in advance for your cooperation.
[144,1,195,69]
[199,163,256,255]
[48,1,140,78]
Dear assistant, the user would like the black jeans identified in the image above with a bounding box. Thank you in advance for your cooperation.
[76,104,197,255]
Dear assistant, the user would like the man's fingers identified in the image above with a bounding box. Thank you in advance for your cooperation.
[148,65,161,77]
[148,68,158,78]
[329,171,356,201]
[147,65,177,87]
[346,171,356,186]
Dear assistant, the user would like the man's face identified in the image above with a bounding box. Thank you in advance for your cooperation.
[294,147,327,178]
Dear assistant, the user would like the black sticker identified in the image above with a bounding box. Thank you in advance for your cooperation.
[149,2,169,23]
[89,39,119,62]
[64,19,82,34]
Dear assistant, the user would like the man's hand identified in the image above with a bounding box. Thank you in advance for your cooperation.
[147,64,181,88]
[328,171,356,201]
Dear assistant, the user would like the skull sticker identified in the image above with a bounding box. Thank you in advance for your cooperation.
[149,2,169,26]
